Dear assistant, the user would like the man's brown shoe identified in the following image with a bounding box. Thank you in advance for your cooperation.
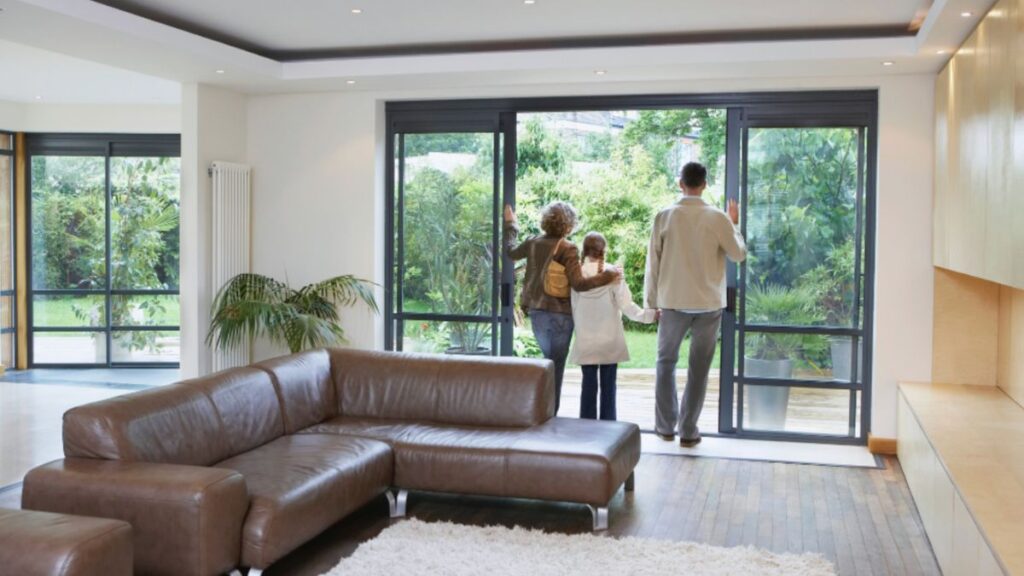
[679,437,702,448]
[656,432,675,442]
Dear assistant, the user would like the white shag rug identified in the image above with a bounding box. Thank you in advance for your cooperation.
[323,519,837,576]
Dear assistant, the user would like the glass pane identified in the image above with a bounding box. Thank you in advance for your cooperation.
[743,385,857,436]
[402,319,493,355]
[0,294,14,331]
[32,332,105,364]
[111,157,181,290]
[0,155,11,292]
[0,332,12,368]
[111,295,179,327]
[743,332,862,383]
[111,330,180,363]
[32,295,105,327]
[31,156,107,289]
[0,133,10,150]
[400,133,495,316]
[745,128,861,327]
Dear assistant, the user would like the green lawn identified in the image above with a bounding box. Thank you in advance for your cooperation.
[601,329,723,369]
[33,295,180,329]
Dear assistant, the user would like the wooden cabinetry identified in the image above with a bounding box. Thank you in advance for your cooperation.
[934,0,1024,289]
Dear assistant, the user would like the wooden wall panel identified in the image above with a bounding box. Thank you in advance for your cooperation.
[985,0,1013,284]
[1015,0,1024,288]
[935,0,1024,289]
[932,268,1000,386]
[998,285,1024,406]
[934,65,950,269]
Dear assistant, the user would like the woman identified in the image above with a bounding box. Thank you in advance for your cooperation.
[504,202,620,413]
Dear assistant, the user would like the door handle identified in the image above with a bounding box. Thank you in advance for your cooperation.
[726,287,737,313]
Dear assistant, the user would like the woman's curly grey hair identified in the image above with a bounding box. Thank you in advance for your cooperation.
[539,201,578,238]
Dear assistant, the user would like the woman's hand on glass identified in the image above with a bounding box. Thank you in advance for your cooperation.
[503,204,517,225]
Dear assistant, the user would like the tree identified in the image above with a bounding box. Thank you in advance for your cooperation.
[621,109,727,185]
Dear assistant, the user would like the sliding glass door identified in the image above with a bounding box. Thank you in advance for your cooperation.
[720,105,875,443]
[28,135,181,367]
[386,113,516,356]
[385,93,877,444]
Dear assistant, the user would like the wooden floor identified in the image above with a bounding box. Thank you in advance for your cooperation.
[0,455,940,576]
[0,457,927,576]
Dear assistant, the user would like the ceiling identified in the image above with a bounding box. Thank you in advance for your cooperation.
[93,0,930,58]
[0,38,179,103]
[0,0,1001,102]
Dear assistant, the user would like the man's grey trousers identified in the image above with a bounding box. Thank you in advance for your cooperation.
[655,309,723,439]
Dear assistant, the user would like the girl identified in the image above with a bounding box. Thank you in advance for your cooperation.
[569,232,658,420]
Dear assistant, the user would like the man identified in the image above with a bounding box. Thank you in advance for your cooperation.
[645,162,747,447]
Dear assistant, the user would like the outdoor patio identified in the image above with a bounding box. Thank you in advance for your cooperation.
[559,368,860,438]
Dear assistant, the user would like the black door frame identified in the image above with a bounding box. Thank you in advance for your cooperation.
[721,105,877,445]
[385,90,877,445]
[384,112,517,355]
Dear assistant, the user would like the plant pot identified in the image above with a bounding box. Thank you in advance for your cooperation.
[445,346,492,356]
[830,338,863,382]
[744,357,793,431]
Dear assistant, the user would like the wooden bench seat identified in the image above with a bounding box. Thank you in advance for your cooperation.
[898,382,1024,576]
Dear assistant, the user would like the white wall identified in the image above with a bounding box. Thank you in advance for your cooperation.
[0,99,179,133]
[180,84,248,378]
[245,74,935,437]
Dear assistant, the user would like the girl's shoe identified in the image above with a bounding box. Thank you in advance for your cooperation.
[679,437,702,448]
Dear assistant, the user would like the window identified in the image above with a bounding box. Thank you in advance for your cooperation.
[27,135,180,367]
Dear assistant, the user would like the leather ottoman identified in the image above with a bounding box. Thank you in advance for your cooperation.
[0,508,132,576]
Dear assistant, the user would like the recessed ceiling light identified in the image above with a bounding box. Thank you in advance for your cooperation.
[34,95,42,100]
[882,61,895,67]
[937,49,949,55]
[961,11,973,17]
[524,0,536,4]
[215,69,225,74]
[346,79,357,85]
[594,69,607,76]
[351,8,362,14]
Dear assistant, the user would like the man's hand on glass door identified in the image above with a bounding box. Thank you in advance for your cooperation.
[727,199,740,226]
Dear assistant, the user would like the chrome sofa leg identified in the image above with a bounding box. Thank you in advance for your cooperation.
[247,570,263,576]
[624,471,635,492]
[227,571,243,576]
[386,489,408,518]
[587,505,609,531]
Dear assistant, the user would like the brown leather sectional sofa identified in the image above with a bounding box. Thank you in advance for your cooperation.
[0,508,133,576]
[22,348,641,576]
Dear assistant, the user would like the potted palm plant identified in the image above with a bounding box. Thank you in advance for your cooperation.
[744,283,823,430]
[207,273,377,354]
[800,240,862,381]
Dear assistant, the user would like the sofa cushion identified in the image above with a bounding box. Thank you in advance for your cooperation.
[214,434,393,569]
[63,367,277,465]
[302,416,640,506]
[329,348,555,427]
[192,367,285,456]
[0,508,133,576]
[255,349,335,433]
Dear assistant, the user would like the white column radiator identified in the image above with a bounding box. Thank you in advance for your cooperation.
[211,161,252,372]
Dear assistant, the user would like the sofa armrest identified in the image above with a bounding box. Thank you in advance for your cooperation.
[23,458,249,576]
